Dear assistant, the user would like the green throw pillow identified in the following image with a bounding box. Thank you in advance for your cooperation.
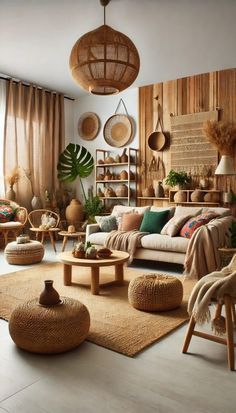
[139,210,169,234]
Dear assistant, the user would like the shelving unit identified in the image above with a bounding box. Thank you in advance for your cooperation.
[95,148,138,208]
[169,189,221,205]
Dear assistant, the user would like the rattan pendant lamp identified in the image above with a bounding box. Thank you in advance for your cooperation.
[69,0,140,95]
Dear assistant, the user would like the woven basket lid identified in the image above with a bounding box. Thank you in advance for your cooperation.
[103,114,133,147]
[78,112,100,140]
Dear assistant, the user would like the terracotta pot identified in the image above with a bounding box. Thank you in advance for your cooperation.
[119,170,128,180]
[116,184,128,197]
[120,148,128,163]
[66,199,83,225]
[174,190,187,203]
[39,280,61,306]
[190,190,204,202]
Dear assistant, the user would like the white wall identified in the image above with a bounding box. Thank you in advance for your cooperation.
[72,88,139,200]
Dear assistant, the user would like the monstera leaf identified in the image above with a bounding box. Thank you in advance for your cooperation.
[57,143,94,183]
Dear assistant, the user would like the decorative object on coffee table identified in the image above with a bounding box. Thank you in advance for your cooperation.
[8,281,90,354]
[28,209,60,252]
[58,250,130,295]
[4,240,44,265]
[128,274,183,311]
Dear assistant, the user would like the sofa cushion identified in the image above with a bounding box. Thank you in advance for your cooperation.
[111,205,134,216]
[95,215,117,232]
[174,206,202,217]
[134,206,151,214]
[119,213,144,231]
[161,214,192,237]
[87,231,109,245]
[139,210,169,234]
[201,207,231,217]
[180,212,219,239]
[141,234,189,253]
[150,206,175,219]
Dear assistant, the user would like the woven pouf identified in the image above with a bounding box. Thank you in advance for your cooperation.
[9,297,90,354]
[128,274,183,312]
[4,241,44,265]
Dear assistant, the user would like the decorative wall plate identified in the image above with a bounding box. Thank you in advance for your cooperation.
[78,112,100,140]
[103,114,134,147]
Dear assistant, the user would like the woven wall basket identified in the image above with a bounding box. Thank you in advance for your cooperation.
[103,99,134,147]
[78,112,100,140]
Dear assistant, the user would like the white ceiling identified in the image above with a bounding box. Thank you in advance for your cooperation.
[0,0,236,99]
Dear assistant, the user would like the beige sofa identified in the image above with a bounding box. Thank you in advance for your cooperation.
[86,205,233,266]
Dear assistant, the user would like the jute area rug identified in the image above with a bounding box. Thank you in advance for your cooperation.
[0,262,194,357]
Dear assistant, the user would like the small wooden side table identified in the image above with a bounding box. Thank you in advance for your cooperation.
[218,248,236,269]
[58,231,86,252]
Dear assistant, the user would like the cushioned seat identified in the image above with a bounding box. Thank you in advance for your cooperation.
[128,273,183,311]
[87,231,109,245]
[140,234,189,253]
[4,240,44,265]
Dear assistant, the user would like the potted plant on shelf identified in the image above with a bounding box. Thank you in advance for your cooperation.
[165,169,191,190]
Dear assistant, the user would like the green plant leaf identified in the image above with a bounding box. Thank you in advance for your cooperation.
[57,143,94,183]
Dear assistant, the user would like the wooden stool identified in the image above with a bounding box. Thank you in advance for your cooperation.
[182,295,236,371]
[58,231,86,252]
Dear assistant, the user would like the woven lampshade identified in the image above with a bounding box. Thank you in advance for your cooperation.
[69,24,140,95]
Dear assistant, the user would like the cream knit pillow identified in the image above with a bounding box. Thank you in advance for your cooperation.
[161,214,192,237]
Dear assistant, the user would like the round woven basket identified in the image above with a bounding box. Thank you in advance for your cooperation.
[78,112,100,140]
[4,241,44,265]
[9,297,90,354]
[128,274,183,312]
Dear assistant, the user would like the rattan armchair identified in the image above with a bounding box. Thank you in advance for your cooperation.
[28,209,60,252]
[0,199,28,247]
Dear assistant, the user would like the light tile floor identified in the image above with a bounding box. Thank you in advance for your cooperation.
[0,241,236,413]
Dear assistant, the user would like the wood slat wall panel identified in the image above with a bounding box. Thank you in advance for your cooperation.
[138,68,236,210]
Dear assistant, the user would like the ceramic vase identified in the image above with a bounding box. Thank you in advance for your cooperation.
[39,280,61,306]
[155,181,164,198]
[31,195,42,210]
[6,186,16,201]
[66,199,83,225]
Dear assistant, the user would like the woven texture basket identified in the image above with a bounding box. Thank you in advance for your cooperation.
[128,274,183,312]
[9,297,90,354]
[4,241,44,265]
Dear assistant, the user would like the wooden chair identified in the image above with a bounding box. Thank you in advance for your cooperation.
[28,209,60,252]
[183,295,236,371]
[0,199,28,247]
[183,254,236,370]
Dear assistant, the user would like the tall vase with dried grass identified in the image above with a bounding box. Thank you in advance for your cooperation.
[5,168,20,201]
[203,121,236,190]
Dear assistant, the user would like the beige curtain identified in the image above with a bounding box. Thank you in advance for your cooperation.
[4,80,65,210]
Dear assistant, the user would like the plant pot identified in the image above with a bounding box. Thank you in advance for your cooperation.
[66,199,84,225]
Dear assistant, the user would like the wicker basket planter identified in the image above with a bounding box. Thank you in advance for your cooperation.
[4,241,44,265]
[9,297,90,354]
[128,274,183,312]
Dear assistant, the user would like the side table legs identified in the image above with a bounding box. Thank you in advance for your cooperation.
[64,264,72,285]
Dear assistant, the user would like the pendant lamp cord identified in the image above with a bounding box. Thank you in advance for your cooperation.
[104,6,106,25]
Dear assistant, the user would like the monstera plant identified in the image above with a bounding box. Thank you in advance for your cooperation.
[57,143,94,200]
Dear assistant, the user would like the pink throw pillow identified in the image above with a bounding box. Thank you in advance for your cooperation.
[119,213,144,231]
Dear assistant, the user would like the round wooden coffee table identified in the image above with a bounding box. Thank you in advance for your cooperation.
[57,250,130,295]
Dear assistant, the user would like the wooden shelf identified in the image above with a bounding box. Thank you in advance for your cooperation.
[99,197,129,200]
[96,163,136,167]
[96,180,135,183]
[137,197,168,200]
[169,202,220,205]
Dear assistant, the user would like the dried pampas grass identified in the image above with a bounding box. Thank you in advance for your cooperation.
[203,120,236,156]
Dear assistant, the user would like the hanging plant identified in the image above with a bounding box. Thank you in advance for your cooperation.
[57,143,94,200]
[203,121,236,155]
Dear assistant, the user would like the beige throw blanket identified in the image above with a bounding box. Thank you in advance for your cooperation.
[184,216,233,280]
[105,230,147,263]
[188,254,236,334]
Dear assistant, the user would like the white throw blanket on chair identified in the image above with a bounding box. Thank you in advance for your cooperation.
[188,254,236,334]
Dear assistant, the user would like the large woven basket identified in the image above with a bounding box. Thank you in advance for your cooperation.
[9,297,90,354]
[128,274,183,312]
